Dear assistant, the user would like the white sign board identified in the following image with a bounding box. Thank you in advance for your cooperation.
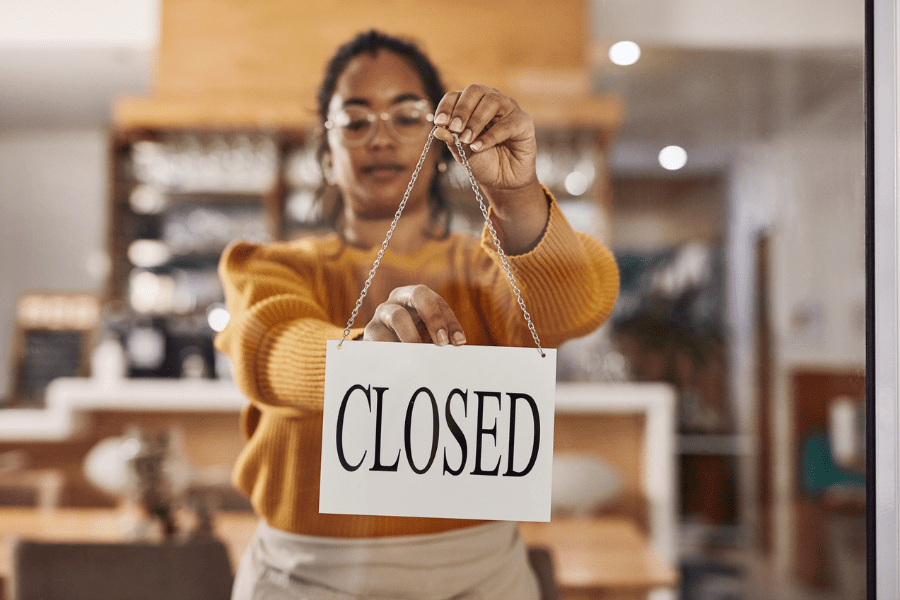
[321,340,557,522]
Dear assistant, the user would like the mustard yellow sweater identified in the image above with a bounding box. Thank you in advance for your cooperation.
[214,196,619,537]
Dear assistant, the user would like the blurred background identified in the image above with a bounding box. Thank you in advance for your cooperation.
[0,1,865,599]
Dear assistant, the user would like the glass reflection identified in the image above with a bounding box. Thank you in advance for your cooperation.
[594,42,865,599]
[0,4,867,599]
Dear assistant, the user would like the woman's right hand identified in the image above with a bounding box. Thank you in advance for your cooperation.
[364,285,467,346]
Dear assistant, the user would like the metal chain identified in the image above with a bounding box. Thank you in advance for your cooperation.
[340,126,545,357]
[450,131,544,356]
[338,129,437,345]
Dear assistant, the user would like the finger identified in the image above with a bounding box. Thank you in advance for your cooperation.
[432,91,463,150]
[432,127,467,166]
[447,85,496,138]
[440,302,467,346]
[436,85,494,138]
[433,112,521,165]
[390,285,465,347]
[391,285,450,346]
[433,91,461,129]
[431,124,458,146]
[456,93,507,145]
[364,320,398,342]
[415,320,433,344]
[469,109,533,153]
[433,88,527,153]
[431,117,480,165]
[373,302,423,343]
[424,292,466,346]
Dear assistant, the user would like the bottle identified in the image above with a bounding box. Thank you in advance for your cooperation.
[91,334,126,385]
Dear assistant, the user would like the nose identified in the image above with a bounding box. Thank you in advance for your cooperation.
[368,113,396,148]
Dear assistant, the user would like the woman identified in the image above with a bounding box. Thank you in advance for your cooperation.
[216,30,620,600]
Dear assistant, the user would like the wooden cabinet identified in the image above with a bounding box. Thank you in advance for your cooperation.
[104,128,318,378]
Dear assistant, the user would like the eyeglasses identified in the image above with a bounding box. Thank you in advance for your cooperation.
[324,99,434,146]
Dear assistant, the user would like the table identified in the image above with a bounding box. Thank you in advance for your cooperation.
[519,519,679,599]
[0,508,677,600]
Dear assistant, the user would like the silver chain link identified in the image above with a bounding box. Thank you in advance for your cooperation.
[339,126,545,357]
[338,129,437,345]
[449,131,545,356]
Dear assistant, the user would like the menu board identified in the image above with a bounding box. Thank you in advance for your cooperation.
[16,330,85,407]
[9,292,100,408]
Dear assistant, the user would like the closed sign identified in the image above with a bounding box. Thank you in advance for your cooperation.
[321,340,556,522]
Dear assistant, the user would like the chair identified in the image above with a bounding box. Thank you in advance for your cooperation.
[9,537,233,600]
[11,537,547,600]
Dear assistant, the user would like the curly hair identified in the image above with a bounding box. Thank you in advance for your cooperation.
[314,30,452,237]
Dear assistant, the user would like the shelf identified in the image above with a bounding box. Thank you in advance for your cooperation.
[48,377,247,412]
[114,189,272,206]
[106,128,289,315]
[553,382,676,414]
[0,377,247,442]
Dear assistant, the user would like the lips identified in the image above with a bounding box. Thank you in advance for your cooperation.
[362,163,407,180]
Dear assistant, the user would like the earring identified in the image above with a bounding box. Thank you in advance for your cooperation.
[437,162,448,173]
[322,155,336,186]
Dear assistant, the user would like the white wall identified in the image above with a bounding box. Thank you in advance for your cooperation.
[591,0,862,48]
[727,87,865,578]
[894,0,900,583]
[881,0,900,593]
[0,0,158,398]
[0,0,158,47]
[0,129,109,398]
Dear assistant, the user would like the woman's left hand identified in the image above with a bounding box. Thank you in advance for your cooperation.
[432,85,548,255]
[432,85,538,193]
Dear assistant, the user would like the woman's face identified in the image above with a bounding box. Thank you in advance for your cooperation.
[325,50,439,221]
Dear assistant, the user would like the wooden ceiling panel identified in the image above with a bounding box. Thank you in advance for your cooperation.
[154,0,588,96]
[115,0,622,131]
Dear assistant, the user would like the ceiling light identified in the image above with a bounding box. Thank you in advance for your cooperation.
[564,172,590,196]
[658,145,688,171]
[207,304,231,333]
[609,41,641,66]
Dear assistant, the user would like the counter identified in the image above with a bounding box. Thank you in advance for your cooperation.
[0,379,673,440]
[0,378,247,441]
[0,378,677,564]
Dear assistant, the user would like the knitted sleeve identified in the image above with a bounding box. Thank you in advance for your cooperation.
[214,241,363,415]
[477,195,620,349]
